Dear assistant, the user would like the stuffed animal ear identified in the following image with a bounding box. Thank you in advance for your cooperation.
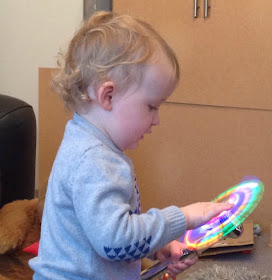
[0,199,38,254]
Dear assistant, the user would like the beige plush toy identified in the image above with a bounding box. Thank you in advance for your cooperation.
[0,199,40,255]
[0,184,46,280]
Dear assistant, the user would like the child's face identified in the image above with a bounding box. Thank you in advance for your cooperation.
[110,56,177,151]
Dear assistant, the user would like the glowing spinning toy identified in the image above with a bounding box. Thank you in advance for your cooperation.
[141,178,264,280]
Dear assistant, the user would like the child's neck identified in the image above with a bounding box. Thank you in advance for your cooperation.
[77,105,112,141]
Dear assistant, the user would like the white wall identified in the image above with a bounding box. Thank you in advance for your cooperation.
[0,0,83,188]
[0,0,83,117]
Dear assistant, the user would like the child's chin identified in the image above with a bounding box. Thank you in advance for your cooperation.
[126,142,139,150]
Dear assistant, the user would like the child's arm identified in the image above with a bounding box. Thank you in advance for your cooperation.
[71,147,233,263]
[71,148,187,262]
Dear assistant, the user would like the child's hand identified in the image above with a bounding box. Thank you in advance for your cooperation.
[154,240,198,278]
[180,202,233,229]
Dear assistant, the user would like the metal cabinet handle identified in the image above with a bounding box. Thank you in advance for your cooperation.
[204,0,210,18]
[194,0,199,18]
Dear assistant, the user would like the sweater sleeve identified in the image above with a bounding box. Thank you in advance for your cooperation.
[70,146,186,262]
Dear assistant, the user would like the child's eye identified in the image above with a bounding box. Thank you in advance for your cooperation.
[148,105,158,111]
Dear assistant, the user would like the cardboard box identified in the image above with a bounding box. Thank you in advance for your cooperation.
[200,220,254,256]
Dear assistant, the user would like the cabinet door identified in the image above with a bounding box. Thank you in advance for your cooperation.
[113,0,272,110]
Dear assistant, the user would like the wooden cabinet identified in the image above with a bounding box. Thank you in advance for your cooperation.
[113,0,272,110]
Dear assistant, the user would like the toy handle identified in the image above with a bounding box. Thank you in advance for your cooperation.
[140,249,196,280]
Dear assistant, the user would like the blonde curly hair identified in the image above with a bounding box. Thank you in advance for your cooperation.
[51,11,180,111]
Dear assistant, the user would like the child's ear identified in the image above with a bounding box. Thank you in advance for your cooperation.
[97,81,115,111]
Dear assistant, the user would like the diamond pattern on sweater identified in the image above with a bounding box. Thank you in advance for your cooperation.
[104,235,152,262]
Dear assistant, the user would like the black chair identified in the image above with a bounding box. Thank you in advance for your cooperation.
[0,94,36,208]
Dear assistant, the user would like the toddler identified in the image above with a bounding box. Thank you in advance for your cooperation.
[30,11,232,280]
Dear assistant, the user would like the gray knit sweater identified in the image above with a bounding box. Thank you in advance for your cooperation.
[29,113,186,280]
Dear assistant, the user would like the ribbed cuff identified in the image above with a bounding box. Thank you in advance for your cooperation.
[161,206,187,240]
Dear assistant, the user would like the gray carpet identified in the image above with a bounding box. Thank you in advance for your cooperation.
[177,233,272,279]
[184,264,272,280]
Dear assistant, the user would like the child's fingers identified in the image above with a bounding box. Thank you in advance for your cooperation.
[216,202,234,212]
[167,254,198,276]
[205,202,233,220]
[181,201,234,229]
[170,244,183,264]
[167,263,189,276]
[208,202,234,223]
